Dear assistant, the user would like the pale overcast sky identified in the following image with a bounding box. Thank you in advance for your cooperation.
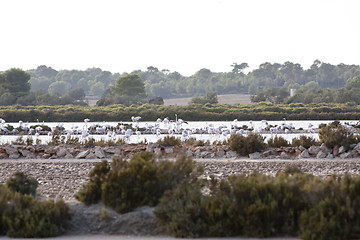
[1,0,359,76]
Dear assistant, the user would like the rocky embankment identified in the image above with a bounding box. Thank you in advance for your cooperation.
[1,141,360,160]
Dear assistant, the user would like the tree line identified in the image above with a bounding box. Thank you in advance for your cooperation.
[26,60,360,99]
[1,60,360,106]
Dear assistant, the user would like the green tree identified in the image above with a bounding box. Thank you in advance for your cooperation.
[251,87,289,104]
[90,82,105,96]
[110,74,147,105]
[231,62,249,74]
[48,81,68,95]
[67,88,85,100]
[0,68,31,97]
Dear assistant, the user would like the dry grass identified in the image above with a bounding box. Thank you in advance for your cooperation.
[164,94,252,106]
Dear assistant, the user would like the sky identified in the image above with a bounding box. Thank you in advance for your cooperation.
[1,0,360,76]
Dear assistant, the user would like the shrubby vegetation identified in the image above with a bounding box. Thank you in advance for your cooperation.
[154,167,360,240]
[228,133,266,156]
[318,121,359,148]
[0,172,71,238]
[76,152,202,213]
[6,171,38,196]
[291,135,320,148]
[1,102,360,122]
[267,135,290,148]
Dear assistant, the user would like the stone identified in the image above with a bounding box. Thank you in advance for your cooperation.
[320,143,332,154]
[64,153,74,159]
[154,148,161,156]
[262,150,276,158]
[200,151,210,158]
[338,146,346,154]
[327,154,334,159]
[5,146,19,156]
[226,150,237,158]
[18,149,32,158]
[308,146,320,155]
[316,151,327,159]
[42,154,51,159]
[340,151,355,159]
[94,147,106,159]
[215,150,225,158]
[86,152,97,159]
[280,152,290,159]
[249,152,261,159]
[57,147,68,158]
[76,149,90,159]
[164,148,174,154]
[333,145,340,156]
[104,147,121,155]
[300,149,310,158]
[44,147,57,155]
[298,145,306,152]
[9,153,20,159]
[194,149,201,158]
[185,150,193,157]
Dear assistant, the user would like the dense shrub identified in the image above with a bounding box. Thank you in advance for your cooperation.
[75,160,110,205]
[1,103,360,121]
[267,135,289,147]
[6,172,38,196]
[0,176,71,238]
[154,181,207,238]
[291,135,320,148]
[156,135,181,146]
[318,122,359,148]
[76,152,201,214]
[299,175,360,240]
[155,168,360,240]
[3,196,71,238]
[228,133,266,156]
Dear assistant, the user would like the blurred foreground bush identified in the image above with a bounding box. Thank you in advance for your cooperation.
[0,172,71,238]
[155,167,360,240]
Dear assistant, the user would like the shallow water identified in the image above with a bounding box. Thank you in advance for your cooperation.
[0,119,357,145]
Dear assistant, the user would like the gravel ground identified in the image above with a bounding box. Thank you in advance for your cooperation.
[1,158,360,201]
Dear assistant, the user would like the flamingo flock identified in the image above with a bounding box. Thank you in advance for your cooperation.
[0,116,357,144]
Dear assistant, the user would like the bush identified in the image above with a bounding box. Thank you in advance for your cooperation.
[155,168,360,240]
[291,135,319,148]
[0,176,71,238]
[77,152,201,214]
[6,172,38,196]
[3,195,71,238]
[154,181,207,238]
[156,135,181,147]
[228,133,266,156]
[267,135,289,148]
[318,123,359,148]
[155,167,309,238]
[299,175,360,240]
[75,160,110,205]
